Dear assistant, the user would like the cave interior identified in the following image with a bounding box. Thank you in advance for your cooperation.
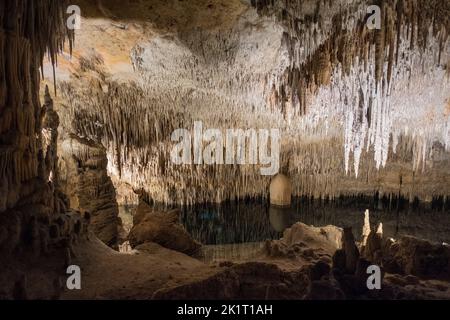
[0,0,450,300]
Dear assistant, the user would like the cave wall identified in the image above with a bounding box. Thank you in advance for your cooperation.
[0,0,88,299]
[58,135,120,247]
[0,0,66,212]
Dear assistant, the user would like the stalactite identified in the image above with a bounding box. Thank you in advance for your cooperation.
[0,0,89,299]
[0,0,72,212]
[53,0,449,206]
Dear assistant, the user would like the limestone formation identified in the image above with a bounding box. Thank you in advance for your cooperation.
[269,174,292,207]
[47,0,450,206]
[266,222,342,255]
[128,201,201,256]
[0,0,89,299]
[0,0,73,213]
[264,222,342,265]
[252,0,450,177]
[383,236,450,280]
[342,227,360,274]
[1,0,449,301]
[363,229,383,264]
[330,212,450,297]
[361,209,371,246]
[58,136,120,248]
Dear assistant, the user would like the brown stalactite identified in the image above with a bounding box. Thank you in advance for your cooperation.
[0,0,88,299]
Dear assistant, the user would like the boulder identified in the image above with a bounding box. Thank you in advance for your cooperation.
[383,236,450,280]
[264,222,342,260]
[128,201,201,256]
[281,222,342,252]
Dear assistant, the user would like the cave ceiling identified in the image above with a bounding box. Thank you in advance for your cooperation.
[43,0,450,205]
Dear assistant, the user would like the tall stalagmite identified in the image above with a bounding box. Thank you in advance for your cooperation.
[0,0,87,299]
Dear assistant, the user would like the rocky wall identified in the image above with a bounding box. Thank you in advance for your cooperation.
[58,135,120,247]
[0,0,88,299]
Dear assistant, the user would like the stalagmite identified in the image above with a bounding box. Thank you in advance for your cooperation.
[0,0,449,302]
[361,209,371,246]
[364,222,384,263]
[0,0,88,299]
[376,222,383,236]
[269,174,292,207]
[342,227,360,274]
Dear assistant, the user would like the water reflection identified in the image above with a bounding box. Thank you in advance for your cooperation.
[120,197,450,246]
[268,206,292,232]
[179,199,280,245]
[179,197,450,245]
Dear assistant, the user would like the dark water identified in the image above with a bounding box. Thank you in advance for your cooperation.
[178,197,450,245]
[120,196,450,246]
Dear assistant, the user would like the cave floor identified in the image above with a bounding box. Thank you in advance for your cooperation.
[61,230,450,300]
[61,237,313,299]
[62,238,219,299]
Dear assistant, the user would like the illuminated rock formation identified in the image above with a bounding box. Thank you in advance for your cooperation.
[0,0,88,299]
[361,209,371,246]
[269,174,292,206]
[58,136,120,247]
[128,201,201,255]
[46,0,449,206]
[1,0,449,300]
